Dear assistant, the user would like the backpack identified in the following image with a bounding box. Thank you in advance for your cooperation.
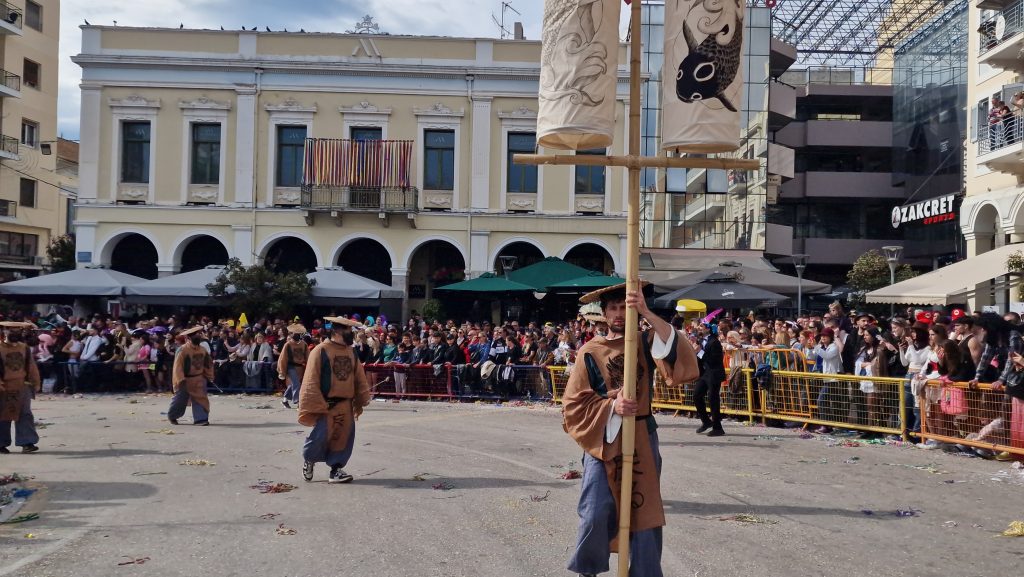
[497,365,516,388]
[754,362,773,391]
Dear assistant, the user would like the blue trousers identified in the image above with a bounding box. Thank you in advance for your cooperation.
[284,367,302,403]
[303,414,356,469]
[0,394,39,448]
[167,383,209,423]
[568,429,664,577]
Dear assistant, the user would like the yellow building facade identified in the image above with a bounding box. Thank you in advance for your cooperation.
[73,27,632,316]
[960,0,1024,307]
[0,0,69,281]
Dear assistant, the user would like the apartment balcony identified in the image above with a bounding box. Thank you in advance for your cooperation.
[300,138,418,213]
[768,82,796,131]
[682,195,726,222]
[0,2,22,35]
[0,134,18,160]
[0,254,42,267]
[0,69,20,98]
[978,123,1024,175]
[979,0,1024,72]
[769,38,797,78]
[0,199,14,217]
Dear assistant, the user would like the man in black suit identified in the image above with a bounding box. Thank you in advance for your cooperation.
[694,322,726,436]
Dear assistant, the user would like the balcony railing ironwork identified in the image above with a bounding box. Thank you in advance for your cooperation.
[0,199,14,217]
[0,134,17,156]
[778,66,894,87]
[0,1,21,29]
[978,120,1023,155]
[0,69,19,92]
[301,138,418,212]
[979,0,1024,56]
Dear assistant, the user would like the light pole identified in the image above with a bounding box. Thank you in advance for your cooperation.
[792,253,809,318]
[498,255,518,279]
[882,245,904,318]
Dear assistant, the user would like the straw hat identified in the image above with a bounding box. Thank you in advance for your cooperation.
[179,326,204,337]
[323,316,362,328]
[579,280,650,305]
[0,321,35,329]
[582,313,608,324]
[286,323,307,334]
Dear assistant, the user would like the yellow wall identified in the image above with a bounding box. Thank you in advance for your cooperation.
[102,29,239,53]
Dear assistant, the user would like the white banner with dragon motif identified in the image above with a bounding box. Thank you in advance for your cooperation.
[537,0,621,151]
[663,0,744,153]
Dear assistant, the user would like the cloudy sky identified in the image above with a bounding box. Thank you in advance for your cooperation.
[58,0,630,139]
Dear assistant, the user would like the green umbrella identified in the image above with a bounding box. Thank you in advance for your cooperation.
[507,257,593,291]
[435,272,536,293]
[545,271,622,291]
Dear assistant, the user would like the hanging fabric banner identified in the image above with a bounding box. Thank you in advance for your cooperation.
[663,0,745,153]
[537,0,622,150]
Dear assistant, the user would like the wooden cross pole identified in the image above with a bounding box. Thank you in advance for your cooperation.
[515,2,757,574]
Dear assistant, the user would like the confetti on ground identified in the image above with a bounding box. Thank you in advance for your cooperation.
[179,459,216,466]
[145,429,177,435]
[0,473,32,486]
[411,473,434,482]
[717,514,777,525]
[259,513,281,520]
[844,457,860,464]
[275,449,294,454]
[24,533,35,539]
[117,556,151,566]
[798,432,815,439]
[943,521,959,528]
[1000,521,1024,537]
[432,481,455,491]
[245,405,273,410]
[754,435,784,441]
[34,422,50,429]
[128,399,139,404]
[894,508,921,517]
[275,523,297,535]
[251,481,297,494]
[131,471,167,477]
[560,470,582,480]
[883,463,947,475]
[12,488,35,498]
[529,491,551,502]
[862,510,875,516]
[2,513,39,524]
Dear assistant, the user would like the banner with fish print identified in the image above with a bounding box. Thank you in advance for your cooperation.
[537,0,621,151]
[663,0,744,153]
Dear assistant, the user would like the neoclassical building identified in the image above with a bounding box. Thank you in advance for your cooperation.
[959,0,1024,309]
[72,25,632,316]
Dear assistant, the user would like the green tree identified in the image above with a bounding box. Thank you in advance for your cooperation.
[206,258,315,318]
[1007,250,1024,300]
[45,234,76,273]
[420,298,445,323]
[846,249,918,310]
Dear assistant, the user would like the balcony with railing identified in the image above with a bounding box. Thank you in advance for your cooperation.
[300,138,418,212]
[0,1,21,34]
[978,121,1024,175]
[778,66,894,87]
[0,199,15,218]
[979,0,1024,70]
[0,68,19,98]
[0,134,17,160]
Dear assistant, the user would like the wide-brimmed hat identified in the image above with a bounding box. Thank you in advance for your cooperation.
[480,360,497,379]
[855,312,876,323]
[179,326,204,337]
[286,323,307,334]
[582,313,608,324]
[323,316,362,328]
[579,281,651,305]
[0,321,35,329]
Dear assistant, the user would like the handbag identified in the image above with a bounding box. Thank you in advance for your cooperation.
[940,385,967,415]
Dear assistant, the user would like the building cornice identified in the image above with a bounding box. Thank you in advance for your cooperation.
[179,96,232,111]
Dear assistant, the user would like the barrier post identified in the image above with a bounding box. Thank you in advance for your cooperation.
[445,364,453,399]
[898,377,908,442]
[744,368,755,425]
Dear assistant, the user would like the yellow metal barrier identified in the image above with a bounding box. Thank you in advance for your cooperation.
[548,366,569,403]
[651,369,755,423]
[760,371,907,437]
[919,380,1024,457]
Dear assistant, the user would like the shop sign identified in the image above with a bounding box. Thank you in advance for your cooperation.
[891,194,956,229]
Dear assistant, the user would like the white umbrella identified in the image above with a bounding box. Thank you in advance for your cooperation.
[0,266,147,297]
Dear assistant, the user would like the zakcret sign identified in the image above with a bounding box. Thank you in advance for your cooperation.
[891,194,957,229]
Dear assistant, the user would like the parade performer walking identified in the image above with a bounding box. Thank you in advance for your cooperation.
[298,316,371,484]
[562,283,698,577]
[168,326,214,426]
[0,321,41,453]
[278,323,308,408]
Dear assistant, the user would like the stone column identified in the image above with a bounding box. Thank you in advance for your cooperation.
[965,232,996,311]
[470,96,492,212]
[391,267,409,322]
[470,230,490,278]
[157,263,179,279]
[78,86,102,203]
[234,87,257,206]
[232,225,254,266]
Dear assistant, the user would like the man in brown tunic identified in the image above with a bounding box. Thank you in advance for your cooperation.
[563,283,698,577]
[168,326,214,426]
[0,321,41,453]
[278,323,308,408]
[298,316,371,484]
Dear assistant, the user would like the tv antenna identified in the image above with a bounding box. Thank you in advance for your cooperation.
[491,1,520,39]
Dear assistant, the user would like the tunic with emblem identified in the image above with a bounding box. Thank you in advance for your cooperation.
[297,340,372,455]
[0,341,40,422]
[171,341,214,412]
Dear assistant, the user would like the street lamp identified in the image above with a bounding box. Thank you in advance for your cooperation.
[882,245,904,318]
[792,253,809,318]
[498,255,518,279]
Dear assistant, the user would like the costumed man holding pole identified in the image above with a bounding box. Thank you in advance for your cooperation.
[168,326,214,426]
[298,316,371,484]
[278,323,308,409]
[563,282,698,577]
[0,321,41,453]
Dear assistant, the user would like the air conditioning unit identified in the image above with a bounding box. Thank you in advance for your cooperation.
[5,11,18,24]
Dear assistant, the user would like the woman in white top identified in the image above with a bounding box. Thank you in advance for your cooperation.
[898,324,930,434]
[812,328,843,433]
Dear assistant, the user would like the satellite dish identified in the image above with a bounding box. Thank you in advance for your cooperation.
[996,14,1007,41]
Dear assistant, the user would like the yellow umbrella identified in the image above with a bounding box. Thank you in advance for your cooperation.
[674,299,706,313]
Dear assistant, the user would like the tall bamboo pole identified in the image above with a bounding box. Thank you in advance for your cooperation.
[617,0,643,574]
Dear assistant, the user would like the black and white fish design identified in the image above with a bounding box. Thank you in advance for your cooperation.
[675,15,743,112]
